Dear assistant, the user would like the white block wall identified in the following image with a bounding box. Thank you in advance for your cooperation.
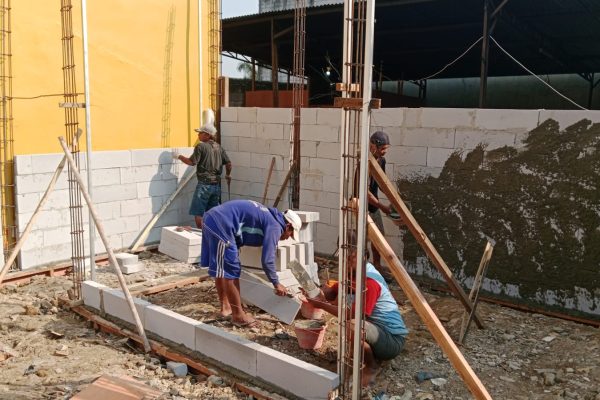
[81,281,339,399]
[14,148,196,269]
[221,106,600,262]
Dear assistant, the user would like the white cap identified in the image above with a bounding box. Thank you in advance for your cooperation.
[283,209,302,241]
[194,124,217,136]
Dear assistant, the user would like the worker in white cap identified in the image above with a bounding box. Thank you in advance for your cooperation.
[200,199,301,328]
[173,123,232,228]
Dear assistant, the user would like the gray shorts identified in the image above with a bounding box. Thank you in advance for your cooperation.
[369,210,385,235]
[364,320,405,361]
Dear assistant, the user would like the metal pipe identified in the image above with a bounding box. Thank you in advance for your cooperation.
[351,0,376,397]
[80,0,96,280]
[479,0,490,108]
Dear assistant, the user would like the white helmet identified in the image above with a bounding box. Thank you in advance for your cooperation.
[283,209,302,241]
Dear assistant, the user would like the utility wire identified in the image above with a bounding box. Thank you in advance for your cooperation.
[9,93,84,100]
[415,36,483,81]
[490,36,588,110]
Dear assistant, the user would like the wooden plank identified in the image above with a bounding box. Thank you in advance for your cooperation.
[365,215,492,400]
[335,83,360,93]
[333,97,381,110]
[129,270,209,297]
[71,375,161,400]
[368,153,484,329]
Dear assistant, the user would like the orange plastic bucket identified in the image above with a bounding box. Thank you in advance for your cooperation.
[294,320,327,350]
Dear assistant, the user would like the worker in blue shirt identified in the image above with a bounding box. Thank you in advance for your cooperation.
[200,199,302,328]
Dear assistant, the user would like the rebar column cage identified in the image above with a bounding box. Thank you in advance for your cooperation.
[60,0,87,299]
[337,0,376,398]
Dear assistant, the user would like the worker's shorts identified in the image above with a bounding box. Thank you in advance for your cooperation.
[200,214,241,280]
[364,320,405,361]
[189,183,221,217]
[369,209,385,235]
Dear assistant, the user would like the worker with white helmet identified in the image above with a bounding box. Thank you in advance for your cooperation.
[173,121,232,228]
[200,199,302,328]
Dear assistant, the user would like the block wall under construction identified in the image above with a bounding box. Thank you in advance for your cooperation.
[9,106,600,320]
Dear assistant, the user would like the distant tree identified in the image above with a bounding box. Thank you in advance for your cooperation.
[237,62,256,79]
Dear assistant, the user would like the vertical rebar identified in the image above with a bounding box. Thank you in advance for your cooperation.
[290,0,306,209]
[0,0,16,272]
[161,6,176,148]
[60,0,87,299]
[208,0,222,135]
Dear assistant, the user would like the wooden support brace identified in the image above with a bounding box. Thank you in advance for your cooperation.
[368,153,484,329]
[459,241,494,344]
[365,215,492,400]
[262,157,276,205]
[0,129,83,285]
[130,171,195,252]
[58,136,151,353]
[273,162,296,208]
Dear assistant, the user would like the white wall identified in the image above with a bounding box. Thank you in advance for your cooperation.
[14,148,196,269]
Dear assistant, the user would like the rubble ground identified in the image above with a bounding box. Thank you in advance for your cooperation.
[0,252,599,400]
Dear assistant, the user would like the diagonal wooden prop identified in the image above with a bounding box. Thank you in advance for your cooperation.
[368,153,484,328]
[58,136,151,352]
[366,212,492,399]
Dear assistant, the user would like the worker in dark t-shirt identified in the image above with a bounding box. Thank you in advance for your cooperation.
[173,124,232,228]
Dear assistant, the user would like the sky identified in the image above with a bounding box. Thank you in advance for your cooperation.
[221,0,259,77]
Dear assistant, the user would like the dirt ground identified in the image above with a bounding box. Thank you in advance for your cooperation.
[1,252,599,400]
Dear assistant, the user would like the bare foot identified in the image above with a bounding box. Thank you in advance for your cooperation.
[361,366,380,388]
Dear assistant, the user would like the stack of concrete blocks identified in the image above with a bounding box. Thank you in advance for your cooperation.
[158,226,202,264]
[238,210,320,295]
[114,252,145,274]
[13,147,196,270]
[81,281,339,399]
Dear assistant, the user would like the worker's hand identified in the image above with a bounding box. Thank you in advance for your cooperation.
[171,150,179,160]
[273,283,288,297]
[380,203,392,215]
[225,175,232,185]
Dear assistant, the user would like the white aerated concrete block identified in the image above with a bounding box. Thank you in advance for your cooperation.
[195,323,260,377]
[102,289,151,326]
[120,263,145,274]
[239,246,287,271]
[115,253,139,266]
[239,270,301,324]
[159,226,202,263]
[256,346,339,400]
[81,281,107,311]
[145,305,199,349]
[298,223,314,243]
[295,211,320,223]
[257,108,292,124]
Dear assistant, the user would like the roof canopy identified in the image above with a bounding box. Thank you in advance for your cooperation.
[223,0,600,82]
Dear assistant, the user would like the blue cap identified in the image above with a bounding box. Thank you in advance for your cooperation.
[370,131,390,147]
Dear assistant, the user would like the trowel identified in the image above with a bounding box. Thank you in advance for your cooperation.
[288,260,320,298]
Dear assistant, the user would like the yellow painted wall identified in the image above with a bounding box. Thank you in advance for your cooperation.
[12,0,214,155]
